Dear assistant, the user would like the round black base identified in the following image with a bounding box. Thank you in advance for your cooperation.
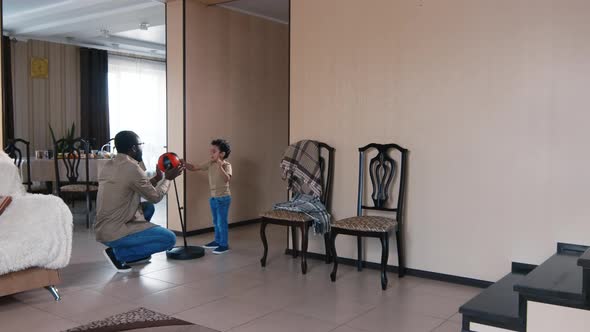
[166,246,205,260]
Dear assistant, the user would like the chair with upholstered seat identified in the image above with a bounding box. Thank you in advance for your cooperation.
[329,143,408,290]
[259,142,335,274]
[54,138,98,228]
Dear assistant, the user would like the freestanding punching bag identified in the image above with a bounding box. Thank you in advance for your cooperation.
[158,153,205,260]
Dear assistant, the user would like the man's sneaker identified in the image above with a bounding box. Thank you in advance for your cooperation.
[212,246,229,255]
[203,241,220,249]
[126,256,152,265]
[103,248,132,272]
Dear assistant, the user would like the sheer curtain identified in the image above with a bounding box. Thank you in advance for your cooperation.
[108,54,166,175]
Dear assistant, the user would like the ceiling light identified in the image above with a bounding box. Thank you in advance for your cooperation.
[140,23,150,31]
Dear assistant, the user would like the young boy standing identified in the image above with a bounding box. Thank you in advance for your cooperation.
[186,139,232,254]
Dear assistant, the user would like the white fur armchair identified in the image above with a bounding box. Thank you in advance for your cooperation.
[0,150,26,196]
[0,151,72,300]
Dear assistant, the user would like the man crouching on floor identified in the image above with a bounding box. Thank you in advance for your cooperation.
[95,130,184,272]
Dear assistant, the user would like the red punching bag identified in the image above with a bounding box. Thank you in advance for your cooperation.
[158,152,181,172]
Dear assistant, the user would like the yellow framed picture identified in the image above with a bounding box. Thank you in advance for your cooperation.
[31,57,49,78]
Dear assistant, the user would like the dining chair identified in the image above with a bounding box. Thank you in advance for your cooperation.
[259,142,335,274]
[329,143,408,290]
[4,138,32,192]
[54,138,98,228]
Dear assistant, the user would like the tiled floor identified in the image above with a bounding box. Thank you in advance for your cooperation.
[1,210,477,332]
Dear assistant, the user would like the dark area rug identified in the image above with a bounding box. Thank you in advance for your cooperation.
[62,307,219,332]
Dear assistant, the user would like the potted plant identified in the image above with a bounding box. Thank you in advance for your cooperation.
[49,122,76,156]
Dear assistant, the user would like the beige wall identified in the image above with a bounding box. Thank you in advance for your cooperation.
[183,1,289,231]
[291,0,590,281]
[11,39,80,151]
[166,0,185,232]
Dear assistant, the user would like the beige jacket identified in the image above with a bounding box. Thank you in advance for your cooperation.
[95,154,170,242]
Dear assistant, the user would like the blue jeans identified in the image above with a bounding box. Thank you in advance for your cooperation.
[103,203,176,263]
[141,202,155,221]
[210,195,231,247]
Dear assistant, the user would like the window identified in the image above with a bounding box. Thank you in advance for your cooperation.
[108,54,166,174]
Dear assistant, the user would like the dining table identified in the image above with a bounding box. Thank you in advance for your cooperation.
[17,155,153,193]
[19,157,114,194]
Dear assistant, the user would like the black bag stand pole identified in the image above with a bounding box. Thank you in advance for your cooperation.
[166,178,205,260]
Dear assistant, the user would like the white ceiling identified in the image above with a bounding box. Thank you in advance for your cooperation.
[3,0,167,58]
[2,0,289,59]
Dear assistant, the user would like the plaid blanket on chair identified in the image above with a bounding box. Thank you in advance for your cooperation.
[280,140,323,197]
[274,194,331,234]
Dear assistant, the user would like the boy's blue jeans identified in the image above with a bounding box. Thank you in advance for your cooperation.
[103,202,176,263]
[210,195,231,247]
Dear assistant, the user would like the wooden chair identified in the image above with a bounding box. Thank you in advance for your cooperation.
[4,138,32,192]
[260,142,335,274]
[54,138,98,228]
[329,143,408,290]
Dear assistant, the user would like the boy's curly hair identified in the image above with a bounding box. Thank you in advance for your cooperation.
[212,139,231,159]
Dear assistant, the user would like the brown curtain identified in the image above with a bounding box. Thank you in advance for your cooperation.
[80,48,109,149]
[2,36,14,144]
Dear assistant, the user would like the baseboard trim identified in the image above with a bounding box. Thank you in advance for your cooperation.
[173,218,261,237]
[511,262,537,274]
[284,248,493,289]
[557,242,589,254]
